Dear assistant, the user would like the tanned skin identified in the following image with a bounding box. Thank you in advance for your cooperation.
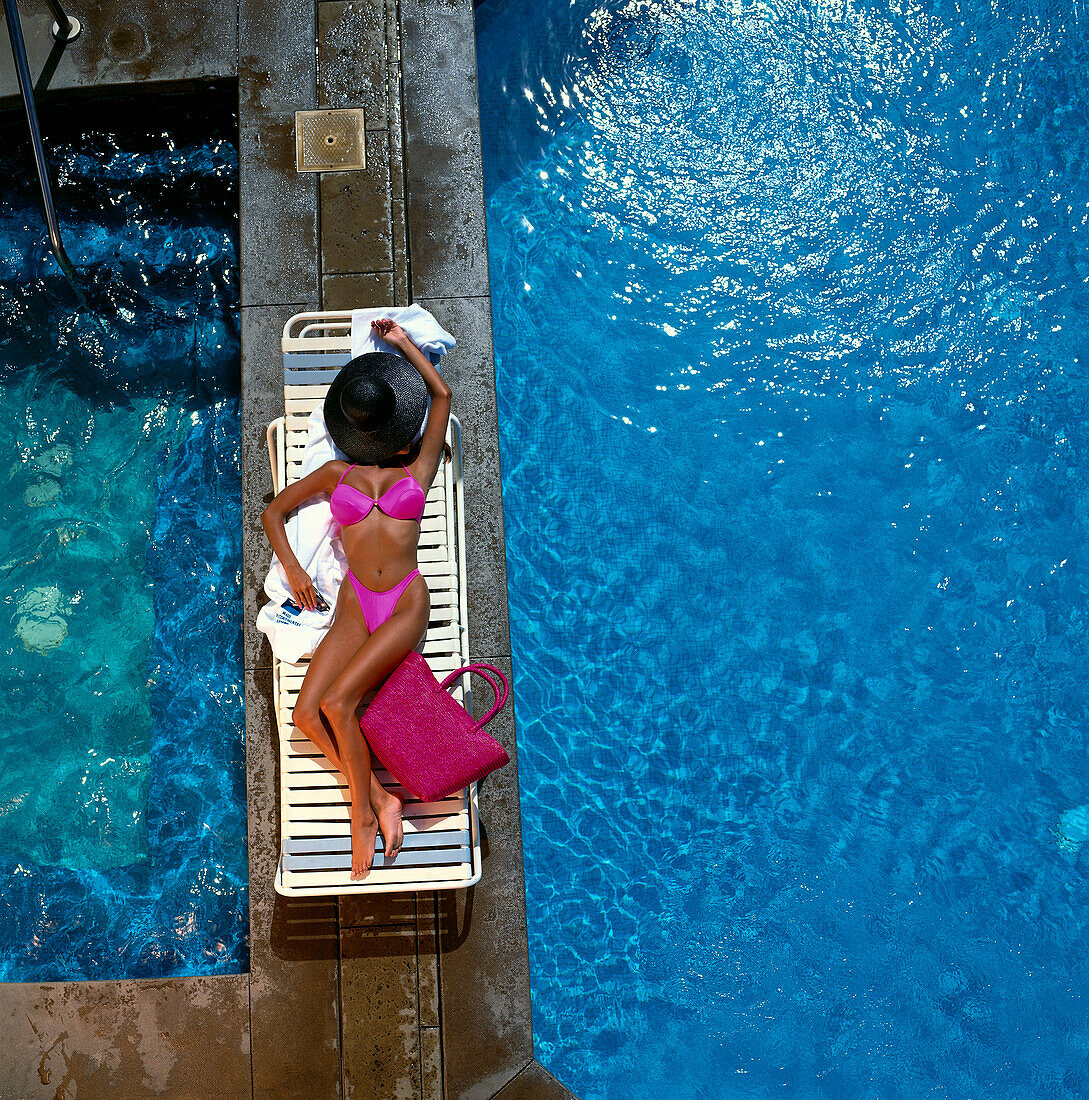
[261,319,453,879]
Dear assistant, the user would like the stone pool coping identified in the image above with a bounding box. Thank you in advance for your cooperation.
[0,1,579,1096]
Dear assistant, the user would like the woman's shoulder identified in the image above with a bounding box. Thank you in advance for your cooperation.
[303,458,351,489]
[405,450,447,492]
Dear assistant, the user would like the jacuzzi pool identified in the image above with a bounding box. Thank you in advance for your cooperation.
[0,82,247,982]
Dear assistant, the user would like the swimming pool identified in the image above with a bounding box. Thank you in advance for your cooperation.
[475,0,1089,1095]
[0,84,247,982]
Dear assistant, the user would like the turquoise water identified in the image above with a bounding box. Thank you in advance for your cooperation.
[476,0,1089,1095]
[0,85,246,981]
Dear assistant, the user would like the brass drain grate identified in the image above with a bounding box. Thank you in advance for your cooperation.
[295,109,366,172]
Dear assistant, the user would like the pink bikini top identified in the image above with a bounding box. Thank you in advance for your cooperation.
[330,464,426,526]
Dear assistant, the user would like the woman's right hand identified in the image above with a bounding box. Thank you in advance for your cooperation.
[372,318,412,352]
[286,566,319,612]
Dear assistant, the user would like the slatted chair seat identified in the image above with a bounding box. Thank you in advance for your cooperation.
[268,310,481,895]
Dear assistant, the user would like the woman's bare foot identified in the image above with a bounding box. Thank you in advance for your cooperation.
[350,809,380,880]
[373,788,404,860]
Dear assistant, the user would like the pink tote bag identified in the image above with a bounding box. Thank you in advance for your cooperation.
[360,650,510,802]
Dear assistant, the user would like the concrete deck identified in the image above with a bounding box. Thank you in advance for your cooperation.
[0,1,578,1096]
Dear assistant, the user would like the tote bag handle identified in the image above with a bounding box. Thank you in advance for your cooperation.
[439,663,510,728]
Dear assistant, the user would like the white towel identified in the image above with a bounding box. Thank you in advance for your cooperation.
[349,304,456,359]
[255,407,347,663]
[256,305,453,662]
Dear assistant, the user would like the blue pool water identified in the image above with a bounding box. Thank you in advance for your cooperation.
[476,0,1089,1095]
[0,85,247,981]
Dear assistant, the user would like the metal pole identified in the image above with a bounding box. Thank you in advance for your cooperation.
[43,0,71,32]
[43,0,79,41]
[3,0,81,291]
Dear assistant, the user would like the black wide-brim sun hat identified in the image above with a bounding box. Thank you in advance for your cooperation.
[324,352,428,465]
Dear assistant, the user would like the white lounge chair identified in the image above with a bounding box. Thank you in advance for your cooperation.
[268,310,482,895]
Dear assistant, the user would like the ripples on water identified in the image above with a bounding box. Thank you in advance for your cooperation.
[0,84,246,981]
[476,0,1088,1095]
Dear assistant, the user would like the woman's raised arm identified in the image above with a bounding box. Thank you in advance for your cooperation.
[372,319,452,490]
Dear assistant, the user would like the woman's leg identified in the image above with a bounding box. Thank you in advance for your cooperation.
[292,580,366,770]
[291,580,413,863]
[319,576,430,879]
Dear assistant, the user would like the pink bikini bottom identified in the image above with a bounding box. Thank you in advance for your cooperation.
[345,568,422,633]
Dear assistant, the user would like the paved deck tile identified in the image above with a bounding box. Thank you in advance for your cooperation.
[323,270,396,309]
[320,131,394,274]
[493,1061,581,1100]
[318,0,388,128]
[239,0,318,306]
[438,657,535,1100]
[0,976,250,1100]
[242,303,319,673]
[421,1024,444,1100]
[401,0,491,299]
[340,889,418,930]
[340,926,422,1099]
[418,295,512,661]
[0,0,236,104]
[246,668,343,1100]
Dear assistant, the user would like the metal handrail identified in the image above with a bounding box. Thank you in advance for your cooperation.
[42,0,77,40]
[3,0,83,294]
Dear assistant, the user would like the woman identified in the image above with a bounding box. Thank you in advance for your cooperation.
[261,318,452,879]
